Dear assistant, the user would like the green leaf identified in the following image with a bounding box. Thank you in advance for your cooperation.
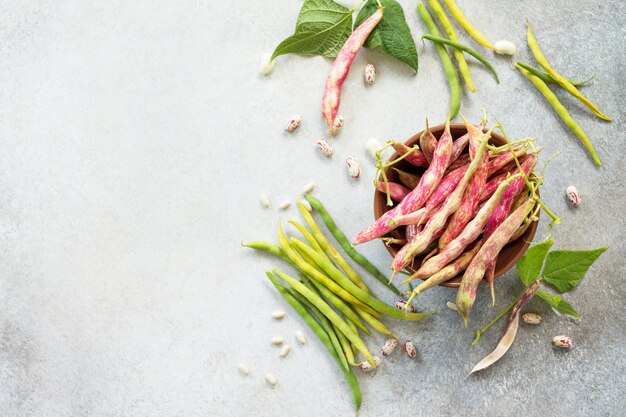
[535,290,582,319]
[354,0,418,73]
[543,246,608,292]
[516,238,554,287]
[272,0,353,60]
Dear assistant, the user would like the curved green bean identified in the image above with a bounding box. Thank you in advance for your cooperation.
[277,224,375,313]
[305,275,371,335]
[304,195,401,295]
[515,61,594,87]
[527,22,611,122]
[427,0,475,92]
[273,268,377,367]
[418,2,460,119]
[291,242,325,274]
[265,272,361,412]
[514,63,602,166]
[288,220,332,264]
[297,202,369,292]
[421,34,499,83]
[333,322,360,366]
[242,241,291,263]
[291,238,434,321]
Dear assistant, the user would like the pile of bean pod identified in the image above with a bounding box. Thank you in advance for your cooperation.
[354,117,546,325]
[244,196,432,413]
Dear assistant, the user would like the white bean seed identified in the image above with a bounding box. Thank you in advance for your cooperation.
[279,345,291,357]
[494,40,516,55]
[271,337,284,345]
[265,373,277,386]
[260,194,270,208]
[446,301,458,312]
[302,182,315,194]
[278,201,291,211]
[259,53,275,75]
[271,310,286,319]
[295,331,306,345]
[238,363,250,375]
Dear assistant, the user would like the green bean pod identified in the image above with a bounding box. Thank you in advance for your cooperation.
[418,2,460,119]
[515,61,594,87]
[356,309,398,338]
[304,195,401,295]
[427,0,475,92]
[288,220,333,264]
[273,268,377,367]
[526,22,611,122]
[297,202,370,293]
[291,239,434,321]
[421,34,499,83]
[304,274,371,335]
[265,272,362,412]
[333,323,360,366]
[514,63,602,166]
[242,241,291,263]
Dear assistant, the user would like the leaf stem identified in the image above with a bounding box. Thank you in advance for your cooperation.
[472,290,524,346]
[351,0,368,13]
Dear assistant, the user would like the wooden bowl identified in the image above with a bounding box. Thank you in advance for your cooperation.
[373,123,538,287]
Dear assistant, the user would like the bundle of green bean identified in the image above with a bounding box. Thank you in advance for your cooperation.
[244,197,433,412]
[514,22,610,166]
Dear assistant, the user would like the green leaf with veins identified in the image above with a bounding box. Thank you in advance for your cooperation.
[272,0,353,60]
[535,290,581,319]
[516,238,553,287]
[542,247,607,292]
[354,0,418,73]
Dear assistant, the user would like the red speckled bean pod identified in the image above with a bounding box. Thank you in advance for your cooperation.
[392,142,429,168]
[438,124,491,249]
[392,168,421,189]
[456,198,536,325]
[376,182,411,202]
[482,154,538,298]
[415,175,519,278]
[451,132,470,163]
[391,127,489,273]
[322,9,383,135]
[353,123,453,245]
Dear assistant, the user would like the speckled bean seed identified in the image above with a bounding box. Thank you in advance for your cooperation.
[404,340,417,358]
[332,115,345,134]
[346,156,361,179]
[364,63,376,85]
[395,300,416,313]
[566,186,581,206]
[284,115,302,132]
[522,312,542,325]
[553,336,573,349]
[381,338,398,356]
[316,139,333,157]
[361,360,374,372]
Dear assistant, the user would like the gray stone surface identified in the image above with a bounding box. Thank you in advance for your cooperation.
[0,0,625,416]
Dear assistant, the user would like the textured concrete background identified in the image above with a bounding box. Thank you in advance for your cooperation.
[0,1,624,416]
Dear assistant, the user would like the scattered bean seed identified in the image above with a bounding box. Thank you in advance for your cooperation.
[446,301,458,311]
[494,40,516,55]
[373,356,381,367]
[238,363,250,375]
[278,201,291,211]
[395,300,416,313]
[366,138,382,159]
[260,194,270,208]
[381,338,398,356]
[552,335,573,349]
[333,115,345,134]
[566,186,581,206]
[303,182,315,194]
[404,340,417,358]
[316,139,333,157]
[364,64,376,85]
[272,337,284,345]
[272,310,286,319]
[259,53,275,75]
[279,345,291,357]
[265,373,277,386]
[284,115,302,132]
[522,312,542,324]
[346,156,361,179]
[295,331,306,345]
[361,360,374,372]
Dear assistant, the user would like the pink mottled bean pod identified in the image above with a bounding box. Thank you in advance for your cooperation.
[376,182,411,202]
[416,175,519,279]
[322,9,383,136]
[419,125,438,163]
[353,123,453,245]
[392,168,421,189]
[456,198,536,325]
[450,132,470,164]
[439,123,491,249]
[392,142,429,168]
[403,340,417,358]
